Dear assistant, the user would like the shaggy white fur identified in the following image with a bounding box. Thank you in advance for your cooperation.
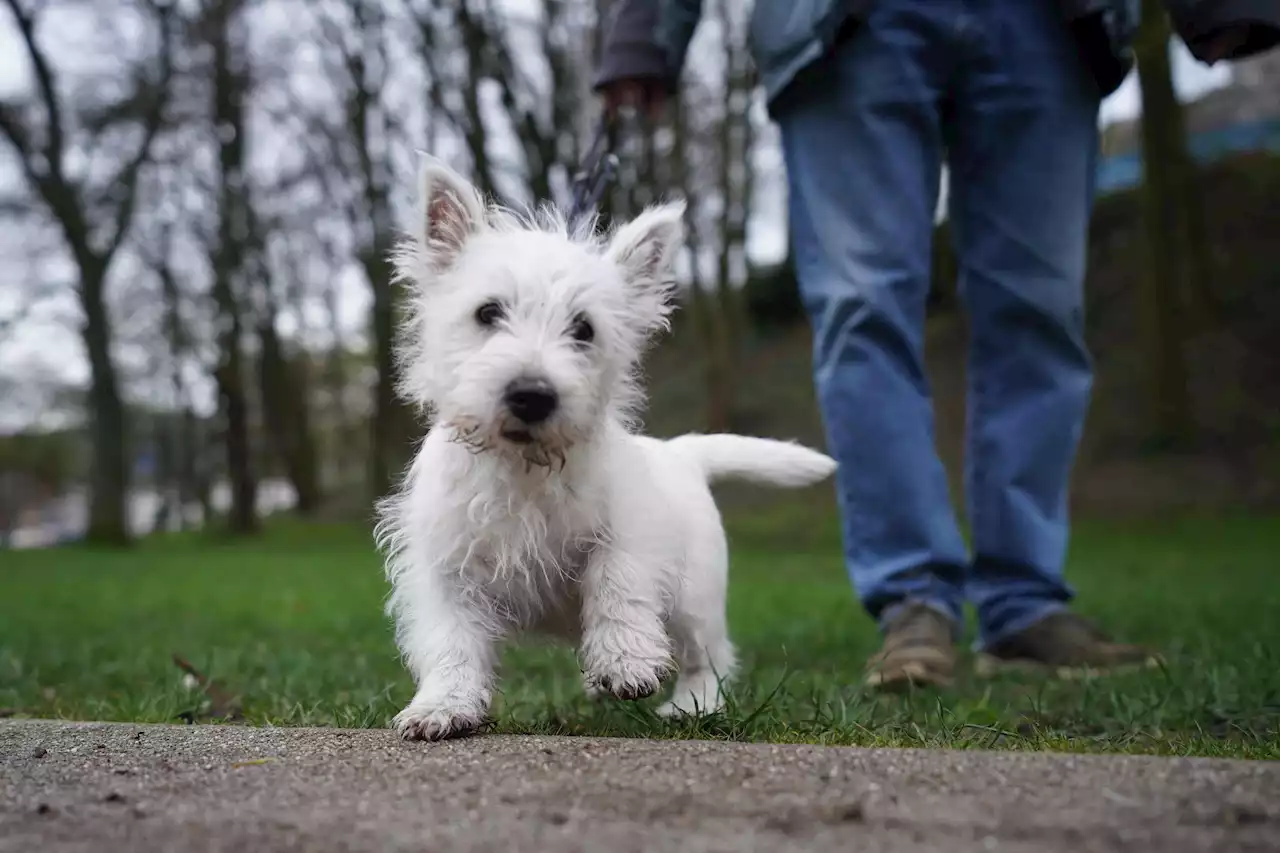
[376,154,837,741]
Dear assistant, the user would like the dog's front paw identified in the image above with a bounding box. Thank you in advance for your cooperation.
[583,658,670,702]
[392,704,485,742]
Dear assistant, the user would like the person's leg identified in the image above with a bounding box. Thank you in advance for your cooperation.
[947,0,1154,670]
[775,0,967,686]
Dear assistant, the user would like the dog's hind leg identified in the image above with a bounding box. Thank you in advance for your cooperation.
[655,496,736,718]
[657,603,737,718]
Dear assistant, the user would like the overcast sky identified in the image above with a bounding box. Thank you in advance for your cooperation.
[0,8,1233,432]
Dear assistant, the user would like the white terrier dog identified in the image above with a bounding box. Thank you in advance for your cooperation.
[376,155,837,741]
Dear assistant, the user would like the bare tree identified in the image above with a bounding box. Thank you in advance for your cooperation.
[193,0,259,533]
[1,0,792,539]
[254,229,323,515]
[654,0,755,432]
[0,0,176,545]
[704,0,753,431]
[311,0,419,499]
[1134,0,1195,447]
[133,218,208,529]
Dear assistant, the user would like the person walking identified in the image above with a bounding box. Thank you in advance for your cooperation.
[594,0,1280,688]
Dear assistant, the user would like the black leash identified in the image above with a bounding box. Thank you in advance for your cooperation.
[566,115,620,230]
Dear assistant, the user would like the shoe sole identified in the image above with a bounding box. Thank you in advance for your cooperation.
[974,653,1164,680]
[864,660,954,691]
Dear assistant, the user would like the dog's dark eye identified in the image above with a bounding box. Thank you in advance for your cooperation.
[475,301,504,327]
[570,314,594,345]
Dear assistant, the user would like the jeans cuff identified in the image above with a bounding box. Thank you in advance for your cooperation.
[973,600,1069,652]
[879,598,963,641]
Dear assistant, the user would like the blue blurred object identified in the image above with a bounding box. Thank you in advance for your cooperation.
[134,447,157,479]
[1097,117,1280,194]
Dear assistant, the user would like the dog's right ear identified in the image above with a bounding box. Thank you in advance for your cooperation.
[416,155,486,272]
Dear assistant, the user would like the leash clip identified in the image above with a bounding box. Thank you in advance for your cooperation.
[567,115,619,229]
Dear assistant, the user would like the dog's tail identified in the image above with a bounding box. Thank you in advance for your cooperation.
[665,434,837,488]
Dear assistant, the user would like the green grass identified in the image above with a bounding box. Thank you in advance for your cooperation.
[2,503,1278,758]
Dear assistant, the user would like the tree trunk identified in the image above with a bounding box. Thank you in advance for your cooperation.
[174,409,198,529]
[157,252,197,527]
[703,2,753,434]
[190,411,216,527]
[668,97,727,432]
[0,0,173,546]
[1178,156,1216,322]
[1134,0,1194,447]
[366,249,416,499]
[286,355,322,515]
[337,0,418,500]
[78,259,132,545]
[150,422,176,533]
[210,0,258,533]
[213,358,257,533]
[1139,0,1215,323]
[257,318,322,514]
[456,4,500,201]
[321,274,352,490]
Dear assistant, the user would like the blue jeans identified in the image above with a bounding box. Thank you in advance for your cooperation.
[775,0,1101,648]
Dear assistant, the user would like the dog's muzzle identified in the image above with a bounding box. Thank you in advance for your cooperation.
[503,377,558,428]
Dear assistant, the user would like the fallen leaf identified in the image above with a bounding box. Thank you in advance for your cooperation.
[171,654,244,722]
[231,758,273,768]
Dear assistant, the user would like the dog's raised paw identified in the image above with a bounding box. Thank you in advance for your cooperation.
[600,676,658,701]
[393,706,483,742]
[583,662,669,702]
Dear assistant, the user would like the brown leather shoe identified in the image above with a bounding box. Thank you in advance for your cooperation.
[864,603,957,690]
[976,611,1162,679]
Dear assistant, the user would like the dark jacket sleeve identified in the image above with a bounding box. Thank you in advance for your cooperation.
[1165,0,1280,62]
[593,0,704,91]
[595,0,671,89]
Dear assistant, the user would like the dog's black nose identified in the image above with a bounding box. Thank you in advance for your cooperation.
[503,377,558,424]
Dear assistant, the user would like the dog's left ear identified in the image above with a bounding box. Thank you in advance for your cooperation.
[605,200,686,321]
[416,154,487,272]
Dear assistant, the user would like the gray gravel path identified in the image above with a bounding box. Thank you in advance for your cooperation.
[2,720,1277,852]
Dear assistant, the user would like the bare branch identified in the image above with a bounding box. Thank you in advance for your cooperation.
[0,100,32,157]
[1,0,66,183]
[100,2,178,262]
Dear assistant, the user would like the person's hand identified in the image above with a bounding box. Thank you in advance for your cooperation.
[600,78,669,122]
[1200,26,1252,64]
